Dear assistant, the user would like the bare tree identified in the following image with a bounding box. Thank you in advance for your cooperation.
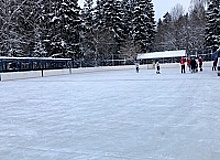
[171,3,185,21]
[188,0,206,54]
[189,0,208,9]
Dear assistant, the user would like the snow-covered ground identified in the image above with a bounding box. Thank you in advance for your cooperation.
[1,67,220,160]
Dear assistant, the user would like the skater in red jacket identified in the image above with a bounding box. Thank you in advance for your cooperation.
[180,57,186,73]
[198,57,203,71]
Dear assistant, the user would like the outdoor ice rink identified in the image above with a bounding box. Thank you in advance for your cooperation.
[1,66,220,160]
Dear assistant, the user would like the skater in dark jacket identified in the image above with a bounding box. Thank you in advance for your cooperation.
[191,58,197,73]
[156,61,160,74]
[212,58,218,71]
[135,62,139,73]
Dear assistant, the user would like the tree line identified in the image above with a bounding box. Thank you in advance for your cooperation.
[155,0,220,58]
[0,0,219,66]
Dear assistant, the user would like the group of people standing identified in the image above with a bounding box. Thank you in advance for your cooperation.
[180,56,203,73]
[135,56,220,74]
[135,56,206,74]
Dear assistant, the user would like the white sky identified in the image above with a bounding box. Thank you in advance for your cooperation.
[78,0,191,20]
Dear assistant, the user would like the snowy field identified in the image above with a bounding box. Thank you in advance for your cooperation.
[1,67,220,160]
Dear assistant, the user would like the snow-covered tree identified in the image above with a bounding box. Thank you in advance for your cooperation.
[0,0,30,56]
[81,0,96,65]
[92,0,126,65]
[42,0,81,58]
[132,0,155,53]
[21,1,47,57]
[205,0,220,52]
[121,0,133,38]
[145,0,156,52]
[101,0,122,58]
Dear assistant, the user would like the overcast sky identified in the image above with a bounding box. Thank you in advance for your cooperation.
[152,0,191,20]
[78,0,191,20]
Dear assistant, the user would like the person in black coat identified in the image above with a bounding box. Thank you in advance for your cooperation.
[212,58,218,71]
[190,58,197,73]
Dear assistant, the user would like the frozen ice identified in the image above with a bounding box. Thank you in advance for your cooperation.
[1,67,220,160]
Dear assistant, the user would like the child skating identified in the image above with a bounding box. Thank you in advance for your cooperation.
[156,61,160,74]
[135,62,140,73]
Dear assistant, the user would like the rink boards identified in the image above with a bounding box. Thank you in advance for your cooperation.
[0,62,213,81]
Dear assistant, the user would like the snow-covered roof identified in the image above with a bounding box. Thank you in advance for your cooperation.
[137,50,186,59]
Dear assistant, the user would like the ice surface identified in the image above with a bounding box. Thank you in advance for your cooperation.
[1,67,220,160]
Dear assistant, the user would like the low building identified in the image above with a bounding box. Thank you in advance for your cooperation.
[137,50,186,64]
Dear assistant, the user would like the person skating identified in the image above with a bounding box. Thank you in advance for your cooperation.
[156,61,160,74]
[180,57,186,73]
[135,61,140,73]
[190,58,197,73]
[212,58,218,71]
[187,57,191,71]
[198,57,203,71]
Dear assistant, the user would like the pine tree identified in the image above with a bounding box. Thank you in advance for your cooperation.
[42,0,81,59]
[93,0,125,65]
[120,0,138,61]
[22,1,47,57]
[93,0,105,31]
[132,0,155,53]
[121,0,133,38]
[145,0,156,52]
[112,0,125,64]
[102,0,119,61]
[132,0,148,52]
[81,0,96,65]
[0,1,27,56]
[114,0,125,43]
[205,0,220,52]
[154,18,166,52]
[92,0,106,65]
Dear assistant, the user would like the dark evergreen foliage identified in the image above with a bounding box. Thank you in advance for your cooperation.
[205,0,220,52]
[42,0,81,58]
[1,0,216,64]
[81,0,96,65]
